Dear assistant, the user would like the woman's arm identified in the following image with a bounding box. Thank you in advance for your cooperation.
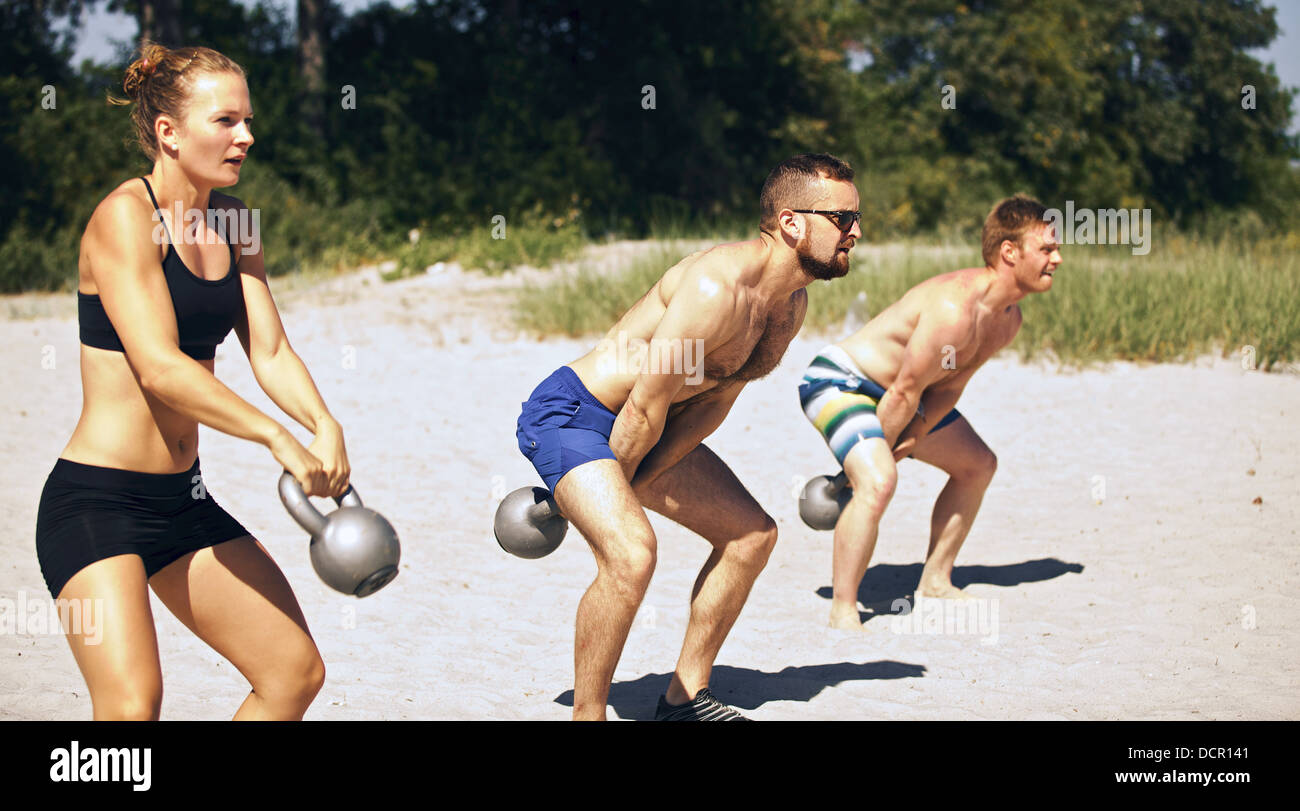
[222,196,350,494]
[87,191,330,494]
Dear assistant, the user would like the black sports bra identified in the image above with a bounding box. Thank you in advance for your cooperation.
[78,177,245,361]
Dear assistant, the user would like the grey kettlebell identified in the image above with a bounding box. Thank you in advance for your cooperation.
[799,471,853,530]
[493,486,567,559]
[278,471,400,597]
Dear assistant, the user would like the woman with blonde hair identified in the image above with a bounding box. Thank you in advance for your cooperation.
[34,42,348,720]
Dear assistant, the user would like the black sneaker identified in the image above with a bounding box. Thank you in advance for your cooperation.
[654,688,750,721]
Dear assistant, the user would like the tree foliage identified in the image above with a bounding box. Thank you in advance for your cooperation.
[0,0,1295,290]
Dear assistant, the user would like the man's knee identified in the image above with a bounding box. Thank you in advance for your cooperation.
[732,515,778,569]
[846,466,897,515]
[602,531,658,596]
[963,448,997,485]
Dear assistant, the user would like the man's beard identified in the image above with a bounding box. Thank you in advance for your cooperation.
[797,239,850,280]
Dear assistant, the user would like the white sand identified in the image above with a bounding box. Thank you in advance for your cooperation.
[1,255,1297,720]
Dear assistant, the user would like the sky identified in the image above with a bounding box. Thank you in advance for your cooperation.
[1250,0,1300,132]
[68,0,1300,133]
[67,0,392,64]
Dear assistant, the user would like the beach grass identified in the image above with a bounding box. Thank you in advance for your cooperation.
[514,234,1300,370]
[511,242,700,336]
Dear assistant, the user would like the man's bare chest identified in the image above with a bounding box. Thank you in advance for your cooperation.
[704,307,799,385]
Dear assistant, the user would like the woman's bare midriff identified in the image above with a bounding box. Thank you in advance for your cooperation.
[59,344,206,474]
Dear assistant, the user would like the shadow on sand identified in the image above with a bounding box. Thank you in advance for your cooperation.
[555,660,926,719]
[813,557,1085,620]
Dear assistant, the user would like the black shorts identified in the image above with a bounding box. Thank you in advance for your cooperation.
[35,458,251,598]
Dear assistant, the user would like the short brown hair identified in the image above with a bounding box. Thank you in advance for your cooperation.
[759,153,855,231]
[981,194,1048,267]
[110,42,246,161]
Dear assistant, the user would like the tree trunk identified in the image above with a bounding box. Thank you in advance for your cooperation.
[138,0,181,48]
[297,0,327,138]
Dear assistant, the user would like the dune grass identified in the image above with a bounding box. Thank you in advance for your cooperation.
[1011,237,1299,370]
[514,234,1300,371]
[389,213,589,278]
[512,242,702,336]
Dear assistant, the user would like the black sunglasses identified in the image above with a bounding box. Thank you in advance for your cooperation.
[793,209,861,231]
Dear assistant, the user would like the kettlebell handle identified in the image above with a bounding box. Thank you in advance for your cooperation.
[827,471,849,494]
[526,491,562,523]
[278,471,363,536]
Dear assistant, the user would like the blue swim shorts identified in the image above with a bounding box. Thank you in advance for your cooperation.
[516,366,619,492]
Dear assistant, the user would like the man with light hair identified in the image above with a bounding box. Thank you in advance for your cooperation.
[798,195,1061,630]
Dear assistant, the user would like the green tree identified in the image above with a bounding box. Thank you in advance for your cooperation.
[849,0,1296,227]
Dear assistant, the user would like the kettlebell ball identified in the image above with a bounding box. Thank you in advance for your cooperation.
[798,471,853,531]
[494,486,567,559]
[278,471,401,597]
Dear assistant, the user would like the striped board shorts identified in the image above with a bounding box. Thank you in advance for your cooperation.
[798,344,961,466]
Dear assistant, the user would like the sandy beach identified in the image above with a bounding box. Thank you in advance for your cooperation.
[2,251,1297,720]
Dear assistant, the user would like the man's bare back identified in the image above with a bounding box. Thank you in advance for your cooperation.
[569,242,808,417]
[840,267,1023,401]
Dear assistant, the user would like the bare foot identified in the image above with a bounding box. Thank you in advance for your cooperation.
[916,582,975,600]
[829,600,872,632]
